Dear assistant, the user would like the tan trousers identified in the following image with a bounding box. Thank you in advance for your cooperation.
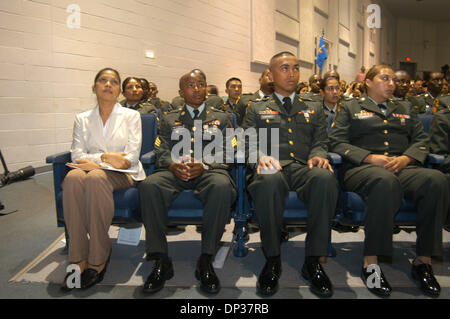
[62,169,135,265]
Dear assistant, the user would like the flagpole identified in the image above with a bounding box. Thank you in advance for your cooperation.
[314,36,317,74]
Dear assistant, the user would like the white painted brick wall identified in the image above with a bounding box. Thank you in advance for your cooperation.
[0,0,396,171]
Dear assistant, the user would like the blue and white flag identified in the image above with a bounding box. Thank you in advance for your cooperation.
[317,35,327,70]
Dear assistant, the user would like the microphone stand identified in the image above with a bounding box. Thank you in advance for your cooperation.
[0,150,9,211]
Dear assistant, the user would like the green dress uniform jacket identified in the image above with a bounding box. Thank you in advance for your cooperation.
[243,95,328,167]
[430,107,450,174]
[171,96,185,109]
[205,94,225,110]
[119,99,159,115]
[148,97,173,114]
[222,96,247,127]
[408,92,449,113]
[299,91,323,102]
[330,94,429,167]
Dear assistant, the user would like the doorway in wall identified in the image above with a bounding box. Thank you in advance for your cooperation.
[399,62,417,79]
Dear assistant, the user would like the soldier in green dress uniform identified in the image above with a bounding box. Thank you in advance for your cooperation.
[120,77,159,116]
[408,72,448,113]
[329,65,448,298]
[243,52,339,298]
[139,71,237,295]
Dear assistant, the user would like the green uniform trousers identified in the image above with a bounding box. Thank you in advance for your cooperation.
[138,169,237,256]
[342,165,448,257]
[247,162,339,258]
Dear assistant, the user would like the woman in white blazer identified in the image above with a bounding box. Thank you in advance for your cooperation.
[61,68,145,291]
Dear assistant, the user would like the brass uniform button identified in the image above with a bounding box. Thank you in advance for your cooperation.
[266,119,270,123]
[384,152,389,156]
[288,117,292,122]
[383,120,388,124]
[288,128,293,134]
[290,153,295,158]
[384,141,389,146]
[289,141,294,145]
[384,130,388,134]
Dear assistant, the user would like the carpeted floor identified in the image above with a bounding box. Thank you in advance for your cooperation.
[10,223,450,291]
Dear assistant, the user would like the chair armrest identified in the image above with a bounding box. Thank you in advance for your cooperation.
[140,151,156,165]
[46,151,71,164]
[425,153,445,165]
[328,152,342,165]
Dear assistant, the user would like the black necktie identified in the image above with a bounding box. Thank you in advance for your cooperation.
[193,109,200,119]
[378,103,387,114]
[283,97,292,114]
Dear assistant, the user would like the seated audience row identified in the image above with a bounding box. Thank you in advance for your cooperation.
[59,56,449,299]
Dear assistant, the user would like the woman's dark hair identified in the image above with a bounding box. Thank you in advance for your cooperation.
[319,76,339,91]
[122,77,143,92]
[94,68,121,86]
[363,64,392,91]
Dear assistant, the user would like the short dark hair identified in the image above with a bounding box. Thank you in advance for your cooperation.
[207,84,218,95]
[179,71,207,90]
[269,51,296,69]
[296,82,307,94]
[189,69,207,81]
[94,68,121,86]
[226,77,242,88]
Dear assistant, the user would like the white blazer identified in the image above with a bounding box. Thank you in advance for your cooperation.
[70,103,146,181]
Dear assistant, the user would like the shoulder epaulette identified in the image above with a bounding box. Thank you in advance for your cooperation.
[210,106,225,113]
[167,108,181,114]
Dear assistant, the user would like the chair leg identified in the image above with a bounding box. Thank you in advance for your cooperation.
[62,225,69,255]
[327,241,337,258]
[233,219,248,257]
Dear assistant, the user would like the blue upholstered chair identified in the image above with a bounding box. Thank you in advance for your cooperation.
[46,113,158,245]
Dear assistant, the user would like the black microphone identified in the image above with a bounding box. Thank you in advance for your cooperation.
[1,166,35,186]
[0,150,35,186]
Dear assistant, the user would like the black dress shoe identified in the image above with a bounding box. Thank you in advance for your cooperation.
[195,254,220,294]
[81,251,111,290]
[301,261,333,298]
[411,263,441,297]
[361,265,392,297]
[257,257,281,296]
[143,257,174,294]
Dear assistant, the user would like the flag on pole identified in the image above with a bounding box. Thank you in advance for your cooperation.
[317,35,327,70]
